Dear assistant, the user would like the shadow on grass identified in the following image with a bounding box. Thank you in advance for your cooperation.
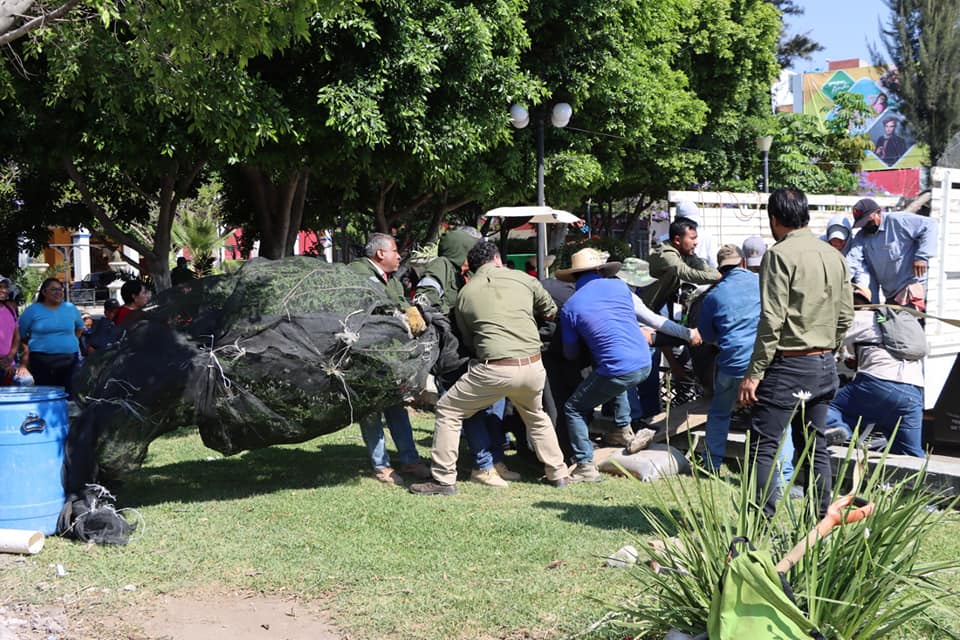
[532,500,678,535]
[123,444,368,506]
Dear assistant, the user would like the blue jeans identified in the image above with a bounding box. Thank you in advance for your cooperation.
[706,370,794,486]
[629,347,661,420]
[826,373,925,457]
[565,365,651,465]
[462,398,507,470]
[359,404,419,470]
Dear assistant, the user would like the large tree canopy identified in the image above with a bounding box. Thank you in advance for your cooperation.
[3,0,785,274]
[1,0,345,283]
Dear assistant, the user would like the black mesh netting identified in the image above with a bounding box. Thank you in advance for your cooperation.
[69,256,439,485]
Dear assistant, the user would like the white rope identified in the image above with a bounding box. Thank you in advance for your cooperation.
[197,333,234,390]
[334,309,365,347]
[84,396,148,423]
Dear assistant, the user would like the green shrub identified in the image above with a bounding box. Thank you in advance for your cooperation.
[605,427,960,639]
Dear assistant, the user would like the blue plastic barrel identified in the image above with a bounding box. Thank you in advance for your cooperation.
[0,386,69,535]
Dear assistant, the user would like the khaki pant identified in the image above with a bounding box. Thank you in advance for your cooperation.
[431,360,568,484]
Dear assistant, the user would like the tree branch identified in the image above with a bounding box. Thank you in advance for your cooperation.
[387,191,433,226]
[0,0,82,47]
[63,157,152,257]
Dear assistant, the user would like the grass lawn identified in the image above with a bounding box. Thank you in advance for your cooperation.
[3,410,960,639]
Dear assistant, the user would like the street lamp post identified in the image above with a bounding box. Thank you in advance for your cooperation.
[756,135,773,193]
[510,102,573,279]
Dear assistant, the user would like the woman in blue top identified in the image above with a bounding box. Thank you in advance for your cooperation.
[17,277,84,396]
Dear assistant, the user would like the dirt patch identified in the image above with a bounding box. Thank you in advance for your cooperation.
[1,590,348,640]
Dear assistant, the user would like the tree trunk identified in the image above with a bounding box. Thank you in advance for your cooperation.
[64,156,203,293]
[242,166,310,259]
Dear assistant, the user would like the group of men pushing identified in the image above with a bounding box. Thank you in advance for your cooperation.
[352,186,936,518]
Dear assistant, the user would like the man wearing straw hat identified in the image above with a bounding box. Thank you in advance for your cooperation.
[557,249,651,483]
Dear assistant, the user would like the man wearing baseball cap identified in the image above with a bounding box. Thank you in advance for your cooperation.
[846,197,938,311]
[820,214,852,253]
[741,236,767,273]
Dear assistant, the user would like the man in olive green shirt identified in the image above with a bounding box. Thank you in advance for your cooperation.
[738,188,853,518]
[348,233,430,486]
[642,218,721,314]
[410,241,570,494]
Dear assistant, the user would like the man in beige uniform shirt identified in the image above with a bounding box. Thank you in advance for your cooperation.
[410,241,570,495]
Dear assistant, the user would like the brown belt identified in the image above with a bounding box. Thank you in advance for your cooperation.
[777,348,832,357]
[484,353,542,366]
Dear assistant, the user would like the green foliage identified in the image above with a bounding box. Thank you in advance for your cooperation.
[172,179,229,275]
[767,0,824,68]
[13,261,68,306]
[750,91,875,194]
[875,0,960,167]
[606,432,960,639]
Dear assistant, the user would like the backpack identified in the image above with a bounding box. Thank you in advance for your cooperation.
[708,537,825,640]
[872,307,927,361]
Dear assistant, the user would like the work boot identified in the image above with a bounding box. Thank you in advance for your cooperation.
[372,467,404,486]
[569,463,603,483]
[545,475,570,488]
[408,480,457,496]
[494,462,522,481]
[470,468,509,488]
[398,460,432,480]
[602,426,635,448]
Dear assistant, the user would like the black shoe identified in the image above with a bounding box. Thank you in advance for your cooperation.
[548,476,570,488]
[408,480,457,496]
[824,427,850,446]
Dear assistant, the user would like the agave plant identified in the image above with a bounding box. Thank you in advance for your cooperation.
[602,407,960,639]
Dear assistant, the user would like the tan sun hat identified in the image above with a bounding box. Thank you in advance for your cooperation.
[555,248,621,282]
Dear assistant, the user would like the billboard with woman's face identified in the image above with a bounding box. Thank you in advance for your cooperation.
[802,66,924,170]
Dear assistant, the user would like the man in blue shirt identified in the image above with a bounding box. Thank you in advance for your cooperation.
[846,198,938,311]
[697,245,761,471]
[557,249,651,483]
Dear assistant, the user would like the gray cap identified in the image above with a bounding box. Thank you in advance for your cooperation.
[675,201,701,225]
[741,236,767,268]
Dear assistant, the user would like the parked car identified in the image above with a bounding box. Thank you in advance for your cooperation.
[72,270,124,302]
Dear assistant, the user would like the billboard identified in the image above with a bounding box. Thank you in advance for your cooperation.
[801,66,924,171]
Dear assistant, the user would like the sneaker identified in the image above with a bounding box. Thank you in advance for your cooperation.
[471,468,509,488]
[626,428,659,454]
[372,467,404,486]
[569,463,603,483]
[602,426,635,448]
[398,460,432,480]
[494,462,522,481]
[408,480,457,496]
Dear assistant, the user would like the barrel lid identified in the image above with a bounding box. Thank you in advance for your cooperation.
[0,386,69,402]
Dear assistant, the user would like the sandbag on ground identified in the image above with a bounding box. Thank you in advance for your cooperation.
[598,443,691,481]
